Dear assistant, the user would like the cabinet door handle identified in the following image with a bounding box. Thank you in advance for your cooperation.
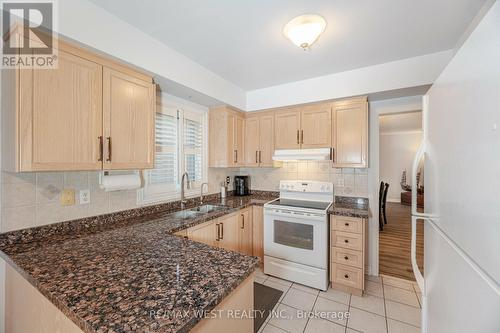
[216,223,220,241]
[301,130,304,144]
[234,150,237,163]
[106,137,112,162]
[344,256,349,260]
[344,274,349,279]
[241,214,245,229]
[220,223,224,239]
[256,151,258,163]
[344,239,349,243]
[296,130,299,144]
[331,147,336,166]
[259,151,262,163]
[345,223,350,227]
[98,136,103,162]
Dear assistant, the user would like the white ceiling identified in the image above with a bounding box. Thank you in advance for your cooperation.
[380,111,422,134]
[88,0,486,90]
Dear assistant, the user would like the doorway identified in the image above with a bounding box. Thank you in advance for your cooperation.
[378,111,424,281]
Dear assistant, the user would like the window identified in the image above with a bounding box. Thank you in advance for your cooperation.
[139,102,207,204]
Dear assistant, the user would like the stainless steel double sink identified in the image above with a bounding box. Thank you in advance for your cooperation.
[172,204,227,219]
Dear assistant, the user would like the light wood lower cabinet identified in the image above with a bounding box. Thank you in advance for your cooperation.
[252,205,264,262]
[191,274,254,333]
[182,207,261,258]
[5,264,84,333]
[238,208,253,255]
[187,220,217,247]
[217,212,240,252]
[330,215,366,296]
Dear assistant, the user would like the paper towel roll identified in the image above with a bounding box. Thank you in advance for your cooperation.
[99,173,142,192]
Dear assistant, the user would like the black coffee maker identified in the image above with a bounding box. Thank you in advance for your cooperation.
[234,176,250,196]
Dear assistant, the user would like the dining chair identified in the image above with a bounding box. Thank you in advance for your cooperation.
[382,183,390,225]
[379,181,385,231]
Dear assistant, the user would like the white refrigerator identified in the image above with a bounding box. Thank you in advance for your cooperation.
[410,2,500,332]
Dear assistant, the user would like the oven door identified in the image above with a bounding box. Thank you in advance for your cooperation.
[264,208,328,269]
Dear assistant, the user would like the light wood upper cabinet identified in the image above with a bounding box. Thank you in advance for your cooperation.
[209,107,245,167]
[244,116,260,167]
[300,104,332,148]
[1,38,156,172]
[8,49,103,171]
[244,112,275,167]
[234,115,245,167]
[238,208,253,256]
[258,114,275,167]
[103,68,155,170]
[332,99,368,168]
[274,108,301,149]
[274,103,331,150]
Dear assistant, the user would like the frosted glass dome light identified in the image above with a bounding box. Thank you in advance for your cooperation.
[283,14,327,50]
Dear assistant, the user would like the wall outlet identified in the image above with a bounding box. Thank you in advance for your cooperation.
[79,189,90,205]
[60,189,75,206]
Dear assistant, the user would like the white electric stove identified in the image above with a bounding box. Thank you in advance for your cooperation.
[264,180,333,291]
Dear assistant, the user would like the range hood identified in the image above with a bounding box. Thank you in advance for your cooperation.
[272,148,332,161]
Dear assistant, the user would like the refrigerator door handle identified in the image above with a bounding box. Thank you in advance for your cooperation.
[410,136,431,333]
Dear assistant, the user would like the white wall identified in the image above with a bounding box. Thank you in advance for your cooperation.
[246,51,452,111]
[57,0,246,110]
[379,129,422,202]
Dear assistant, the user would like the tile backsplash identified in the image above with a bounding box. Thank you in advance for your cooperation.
[0,171,141,232]
[234,161,368,197]
[0,163,367,233]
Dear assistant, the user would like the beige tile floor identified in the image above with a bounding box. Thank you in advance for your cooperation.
[255,269,422,333]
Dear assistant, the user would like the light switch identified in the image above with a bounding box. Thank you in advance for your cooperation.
[79,189,90,205]
[60,189,75,206]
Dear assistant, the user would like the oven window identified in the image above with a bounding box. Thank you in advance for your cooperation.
[273,220,314,250]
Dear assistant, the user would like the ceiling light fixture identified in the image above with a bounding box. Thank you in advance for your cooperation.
[283,14,327,50]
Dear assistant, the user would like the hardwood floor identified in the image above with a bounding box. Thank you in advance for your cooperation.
[379,202,424,281]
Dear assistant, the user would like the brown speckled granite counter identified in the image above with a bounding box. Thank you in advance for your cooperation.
[329,196,370,218]
[0,192,277,333]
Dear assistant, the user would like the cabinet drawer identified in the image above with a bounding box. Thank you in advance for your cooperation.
[332,231,363,251]
[332,247,363,269]
[331,263,363,289]
[331,216,363,234]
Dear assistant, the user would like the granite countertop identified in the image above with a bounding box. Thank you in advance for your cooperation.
[0,192,277,333]
[0,191,368,333]
[328,196,370,219]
